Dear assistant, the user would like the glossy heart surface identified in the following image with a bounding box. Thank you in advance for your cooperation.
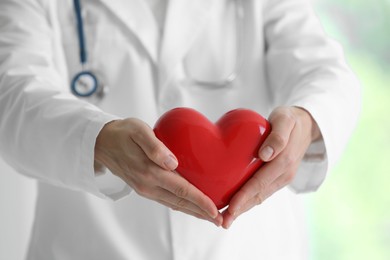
[154,108,271,209]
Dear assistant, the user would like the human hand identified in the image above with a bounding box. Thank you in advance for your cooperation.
[222,107,321,229]
[94,118,223,226]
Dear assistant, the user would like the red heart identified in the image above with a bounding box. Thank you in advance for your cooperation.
[154,108,271,209]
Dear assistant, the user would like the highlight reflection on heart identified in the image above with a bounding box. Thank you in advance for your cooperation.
[154,108,271,209]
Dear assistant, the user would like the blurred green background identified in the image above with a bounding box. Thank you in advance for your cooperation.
[308,0,390,259]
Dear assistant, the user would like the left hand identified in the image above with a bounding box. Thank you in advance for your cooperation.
[222,106,321,229]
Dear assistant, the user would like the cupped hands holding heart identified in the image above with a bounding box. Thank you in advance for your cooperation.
[95,106,320,228]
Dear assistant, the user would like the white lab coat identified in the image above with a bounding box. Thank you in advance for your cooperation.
[0,0,360,259]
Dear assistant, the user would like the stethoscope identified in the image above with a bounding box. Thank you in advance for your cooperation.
[71,0,107,98]
[71,0,244,98]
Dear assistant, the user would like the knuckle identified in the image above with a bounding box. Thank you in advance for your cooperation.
[279,111,295,123]
[271,107,293,121]
[150,143,164,159]
[142,169,156,183]
[235,189,249,202]
[174,184,189,198]
[270,133,287,149]
[134,183,149,197]
[132,173,156,197]
[253,175,268,192]
[131,118,148,130]
[254,193,264,205]
[282,154,296,168]
[132,128,145,142]
[170,205,180,211]
[284,171,295,184]
[270,106,284,118]
[175,198,187,208]
[135,164,154,179]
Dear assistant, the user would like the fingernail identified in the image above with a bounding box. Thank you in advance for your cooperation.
[213,219,221,227]
[209,211,218,219]
[232,207,240,217]
[260,146,274,161]
[164,154,178,170]
[225,219,233,229]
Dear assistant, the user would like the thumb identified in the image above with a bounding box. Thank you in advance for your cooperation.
[258,108,295,162]
[132,124,178,171]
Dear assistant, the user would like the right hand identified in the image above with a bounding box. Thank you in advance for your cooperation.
[94,118,222,226]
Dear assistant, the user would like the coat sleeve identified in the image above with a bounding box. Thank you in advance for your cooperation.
[0,0,130,200]
[263,0,361,192]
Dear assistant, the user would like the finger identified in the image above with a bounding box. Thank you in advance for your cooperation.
[226,159,284,216]
[222,168,295,229]
[240,169,295,214]
[158,200,222,227]
[221,209,235,229]
[225,125,305,228]
[154,186,219,222]
[238,170,295,221]
[157,169,220,219]
[127,163,220,223]
[233,118,304,214]
[131,122,178,171]
[259,108,295,162]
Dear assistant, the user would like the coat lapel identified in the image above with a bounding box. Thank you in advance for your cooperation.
[98,0,160,63]
[98,0,218,90]
[159,0,219,89]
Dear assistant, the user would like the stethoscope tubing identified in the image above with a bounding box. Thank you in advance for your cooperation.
[73,0,87,65]
[72,0,105,98]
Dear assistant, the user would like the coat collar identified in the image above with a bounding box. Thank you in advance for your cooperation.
[98,0,160,63]
[98,0,218,87]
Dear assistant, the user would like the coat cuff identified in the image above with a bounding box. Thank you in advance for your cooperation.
[290,139,328,192]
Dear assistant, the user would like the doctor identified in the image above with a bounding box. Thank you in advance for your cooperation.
[0,0,360,259]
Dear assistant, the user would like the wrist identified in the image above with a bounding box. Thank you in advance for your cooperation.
[293,107,321,142]
[94,119,120,165]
